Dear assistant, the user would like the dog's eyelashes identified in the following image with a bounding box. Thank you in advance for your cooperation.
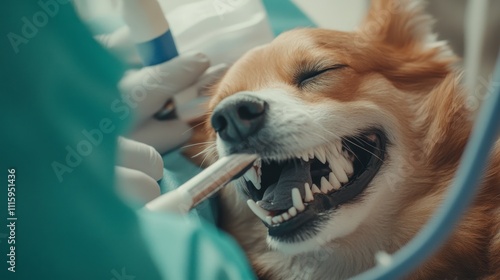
[295,64,347,88]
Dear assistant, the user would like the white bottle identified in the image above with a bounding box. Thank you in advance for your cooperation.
[156,0,274,65]
[74,0,274,66]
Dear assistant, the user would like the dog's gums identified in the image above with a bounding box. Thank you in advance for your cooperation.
[239,130,386,241]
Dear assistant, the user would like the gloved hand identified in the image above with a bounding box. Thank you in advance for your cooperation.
[118,53,226,153]
[96,28,227,207]
[97,27,227,153]
[115,136,163,206]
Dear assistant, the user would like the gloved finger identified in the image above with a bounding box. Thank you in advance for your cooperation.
[117,137,164,180]
[115,166,161,206]
[196,63,229,96]
[128,119,193,154]
[119,52,210,124]
[94,26,142,67]
[173,64,229,105]
[163,64,227,122]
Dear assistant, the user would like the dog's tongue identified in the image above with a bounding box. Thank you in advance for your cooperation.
[260,159,311,211]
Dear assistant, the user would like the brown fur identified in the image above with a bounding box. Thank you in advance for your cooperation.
[183,0,500,278]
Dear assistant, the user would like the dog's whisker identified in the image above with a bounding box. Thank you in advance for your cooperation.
[180,141,215,149]
[182,119,209,134]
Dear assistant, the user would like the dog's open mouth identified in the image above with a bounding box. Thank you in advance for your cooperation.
[240,130,386,240]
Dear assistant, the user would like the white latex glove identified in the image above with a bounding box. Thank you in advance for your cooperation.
[115,137,163,206]
[97,29,228,207]
[118,53,227,153]
[97,27,227,153]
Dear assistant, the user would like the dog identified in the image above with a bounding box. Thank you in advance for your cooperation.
[186,0,500,278]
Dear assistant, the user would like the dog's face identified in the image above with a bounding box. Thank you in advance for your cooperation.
[207,0,455,255]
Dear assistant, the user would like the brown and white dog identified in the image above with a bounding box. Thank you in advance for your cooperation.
[187,0,500,278]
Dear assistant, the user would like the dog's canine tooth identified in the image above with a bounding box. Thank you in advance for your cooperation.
[292,188,305,211]
[288,207,297,217]
[329,172,341,190]
[330,159,349,183]
[247,200,270,221]
[244,168,261,190]
[311,184,321,194]
[304,183,314,202]
[320,177,333,193]
[265,216,272,225]
[315,147,327,164]
[326,147,340,165]
[341,156,354,175]
[272,215,283,224]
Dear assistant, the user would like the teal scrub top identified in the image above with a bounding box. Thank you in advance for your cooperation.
[0,1,255,279]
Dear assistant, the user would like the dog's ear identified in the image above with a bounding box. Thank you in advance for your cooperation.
[357,0,457,92]
[360,0,452,57]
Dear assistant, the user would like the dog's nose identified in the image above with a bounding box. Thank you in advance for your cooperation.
[211,95,267,142]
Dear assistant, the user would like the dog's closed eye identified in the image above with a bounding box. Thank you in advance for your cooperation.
[295,64,347,88]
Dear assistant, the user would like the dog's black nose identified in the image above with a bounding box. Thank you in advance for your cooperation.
[211,95,267,142]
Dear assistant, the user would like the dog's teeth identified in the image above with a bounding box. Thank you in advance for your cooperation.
[341,157,354,175]
[291,188,305,211]
[325,154,335,167]
[244,168,261,190]
[329,172,341,190]
[320,177,333,193]
[308,150,315,159]
[265,216,273,225]
[311,184,321,194]
[315,147,327,164]
[247,200,270,221]
[288,207,297,217]
[304,183,314,202]
[330,161,349,183]
[282,212,290,221]
[301,151,309,162]
[335,140,343,154]
[326,147,341,166]
[272,215,283,224]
